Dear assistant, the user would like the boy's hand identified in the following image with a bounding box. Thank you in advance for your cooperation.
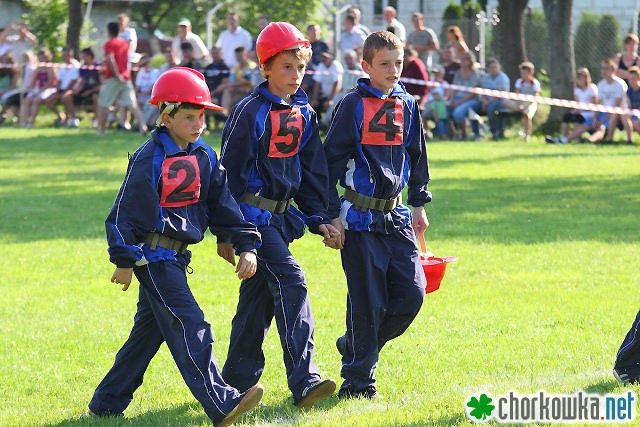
[236,251,257,280]
[111,267,133,291]
[412,206,429,237]
[318,223,342,250]
[329,218,346,249]
[217,242,236,266]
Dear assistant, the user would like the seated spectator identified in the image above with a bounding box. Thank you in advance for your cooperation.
[615,34,639,84]
[421,64,449,140]
[546,67,598,144]
[446,51,482,140]
[203,46,230,131]
[21,48,57,128]
[45,46,81,127]
[0,52,18,124]
[477,58,510,140]
[159,47,179,73]
[502,61,541,143]
[586,58,632,144]
[179,41,202,71]
[3,50,37,123]
[134,54,160,129]
[626,66,640,144]
[65,47,101,128]
[311,51,343,123]
[321,49,363,126]
[219,45,256,116]
[401,46,429,109]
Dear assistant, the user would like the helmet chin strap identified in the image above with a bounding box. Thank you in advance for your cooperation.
[156,102,181,127]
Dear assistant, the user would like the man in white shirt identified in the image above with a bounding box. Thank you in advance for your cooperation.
[311,52,343,124]
[383,6,406,42]
[0,23,37,65]
[45,46,80,126]
[172,18,210,65]
[216,12,253,68]
[590,58,633,143]
[340,13,367,56]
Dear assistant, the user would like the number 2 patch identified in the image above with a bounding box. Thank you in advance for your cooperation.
[160,156,201,207]
[269,107,303,158]
[362,98,403,146]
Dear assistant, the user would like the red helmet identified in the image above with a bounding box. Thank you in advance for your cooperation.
[149,67,222,110]
[256,22,310,67]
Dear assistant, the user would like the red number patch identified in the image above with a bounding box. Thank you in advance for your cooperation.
[269,108,303,158]
[160,156,201,207]
[362,98,403,146]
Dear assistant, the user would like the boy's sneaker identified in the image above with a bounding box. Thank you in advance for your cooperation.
[337,384,383,400]
[88,408,124,418]
[336,335,346,356]
[293,379,336,408]
[218,383,264,427]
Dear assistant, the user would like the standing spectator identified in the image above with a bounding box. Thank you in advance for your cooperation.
[615,34,639,83]
[401,46,429,109]
[340,14,367,56]
[441,44,460,84]
[478,58,510,140]
[444,25,469,60]
[117,14,140,65]
[172,18,210,65]
[587,58,633,144]
[407,12,439,69]
[0,52,18,124]
[347,6,371,35]
[502,61,541,143]
[382,7,406,42]
[311,51,343,123]
[322,49,363,126]
[216,12,252,68]
[219,46,256,116]
[446,51,482,140]
[179,42,202,71]
[134,55,160,129]
[68,47,101,128]
[0,23,37,66]
[45,46,81,127]
[250,15,270,61]
[307,24,329,67]
[97,22,147,136]
[21,48,57,128]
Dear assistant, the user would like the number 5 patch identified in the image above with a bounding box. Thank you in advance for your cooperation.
[160,156,201,207]
[269,107,303,158]
[362,98,403,146]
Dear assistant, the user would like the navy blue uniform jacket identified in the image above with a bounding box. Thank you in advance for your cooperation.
[324,78,432,234]
[219,81,330,236]
[106,128,260,268]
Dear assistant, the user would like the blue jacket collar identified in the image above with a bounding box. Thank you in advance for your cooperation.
[153,127,206,155]
[256,81,309,107]
[357,78,407,99]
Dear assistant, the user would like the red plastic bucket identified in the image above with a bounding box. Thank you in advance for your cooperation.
[418,234,458,293]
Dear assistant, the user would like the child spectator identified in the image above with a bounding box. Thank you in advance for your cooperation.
[68,47,101,128]
[503,61,540,143]
[546,67,598,144]
[46,46,81,127]
[179,41,202,71]
[217,22,339,408]
[88,67,263,425]
[625,65,640,144]
[134,54,160,129]
[323,31,431,399]
[21,48,57,128]
[422,64,448,139]
[0,52,18,124]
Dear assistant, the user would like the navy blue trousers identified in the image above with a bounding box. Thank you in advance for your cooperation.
[615,309,640,375]
[221,225,320,400]
[340,226,426,391]
[88,254,241,424]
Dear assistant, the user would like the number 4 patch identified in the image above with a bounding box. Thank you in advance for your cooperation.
[160,156,201,207]
[362,98,403,146]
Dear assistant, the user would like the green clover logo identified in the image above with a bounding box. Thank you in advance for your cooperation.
[466,393,495,422]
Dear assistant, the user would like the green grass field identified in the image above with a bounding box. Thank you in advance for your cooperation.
[1,124,640,427]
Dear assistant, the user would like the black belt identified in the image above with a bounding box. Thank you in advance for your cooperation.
[343,187,401,212]
[241,192,291,214]
[144,232,189,254]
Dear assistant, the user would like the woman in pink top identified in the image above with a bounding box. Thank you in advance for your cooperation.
[22,48,57,127]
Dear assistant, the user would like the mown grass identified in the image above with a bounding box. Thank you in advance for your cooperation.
[1,124,639,426]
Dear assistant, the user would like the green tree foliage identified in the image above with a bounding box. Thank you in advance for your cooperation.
[575,13,599,77]
[598,14,620,61]
[524,7,548,72]
[21,0,67,58]
[241,0,319,37]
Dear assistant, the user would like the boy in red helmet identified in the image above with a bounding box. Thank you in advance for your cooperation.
[88,67,263,426]
[216,22,340,407]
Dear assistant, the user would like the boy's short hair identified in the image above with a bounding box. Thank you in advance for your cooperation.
[519,61,534,72]
[180,42,194,52]
[362,31,403,64]
[602,57,617,71]
[628,66,640,77]
[345,14,356,25]
[486,57,499,68]
[263,46,311,71]
[80,47,94,59]
[159,101,204,120]
[234,46,246,54]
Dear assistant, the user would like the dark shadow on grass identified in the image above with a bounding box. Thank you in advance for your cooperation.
[583,379,621,394]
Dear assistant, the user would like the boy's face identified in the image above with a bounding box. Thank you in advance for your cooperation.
[601,63,614,80]
[630,73,639,87]
[164,107,206,148]
[362,48,403,95]
[265,52,307,100]
[519,68,532,81]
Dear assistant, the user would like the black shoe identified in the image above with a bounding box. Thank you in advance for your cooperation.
[218,384,264,427]
[336,335,346,356]
[545,135,555,144]
[293,379,336,408]
[337,384,382,400]
[88,408,124,418]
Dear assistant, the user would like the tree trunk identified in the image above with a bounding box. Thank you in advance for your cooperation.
[66,0,83,55]
[497,0,529,83]
[542,0,575,122]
